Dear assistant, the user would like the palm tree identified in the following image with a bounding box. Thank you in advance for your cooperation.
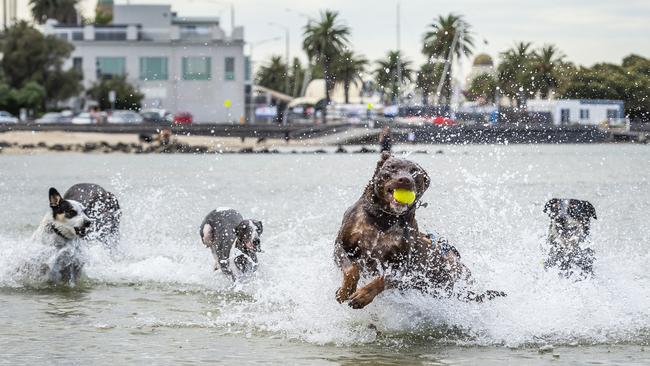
[333,50,367,104]
[256,55,288,93]
[497,42,536,108]
[29,0,79,25]
[374,50,413,103]
[422,14,474,104]
[416,62,443,105]
[302,10,351,122]
[533,45,565,98]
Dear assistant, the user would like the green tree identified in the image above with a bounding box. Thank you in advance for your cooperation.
[29,0,79,24]
[374,50,413,103]
[558,58,650,121]
[497,42,536,108]
[93,5,113,25]
[86,76,144,110]
[422,14,474,104]
[288,57,306,97]
[532,45,565,98]
[0,21,81,108]
[416,62,443,105]
[256,55,288,93]
[12,81,47,112]
[333,50,367,104]
[465,73,497,103]
[302,10,351,122]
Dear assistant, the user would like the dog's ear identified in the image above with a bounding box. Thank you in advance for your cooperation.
[580,200,597,220]
[49,187,62,207]
[372,151,391,177]
[417,163,430,194]
[252,220,263,234]
[543,198,559,216]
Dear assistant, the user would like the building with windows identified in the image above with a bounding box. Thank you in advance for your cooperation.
[43,4,246,122]
[526,99,625,126]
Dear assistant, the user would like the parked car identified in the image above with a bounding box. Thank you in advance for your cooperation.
[0,111,19,124]
[430,116,456,126]
[173,112,193,124]
[141,109,171,124]
[71,112,96,124]
[35,112,71,124]
[107,110,144,124]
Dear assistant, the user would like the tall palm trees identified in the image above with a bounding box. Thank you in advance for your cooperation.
[533,45,565,98]
[416,62,443,105]
[498,42,536,108]
[334,50,367,104]
[422,14,474,104]
[374,50,413,103]
[302,10,350,122]
[29,0,79,25]
[256,55,289,94]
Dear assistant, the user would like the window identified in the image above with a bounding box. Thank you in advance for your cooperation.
[182,57,211,80]
[96,57,125,79]
[244,56,251,82]
[225,57,235,81]
[607,109,619,119]
[580,109,589,119]
[72,32,83,41]
[140,57,168,80]
[560,108,570,124]
[72,57,83,74]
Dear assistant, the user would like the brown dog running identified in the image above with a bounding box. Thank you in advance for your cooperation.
[334,152,504,309]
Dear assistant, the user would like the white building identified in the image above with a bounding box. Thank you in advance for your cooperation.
[43,4,246,123]
[526,99,625,126]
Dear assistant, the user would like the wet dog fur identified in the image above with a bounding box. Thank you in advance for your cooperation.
[63,183,121,246]
[32,187,92,285]
[334,152,505,309]
[543,198,597,278]
[200,208,263,281]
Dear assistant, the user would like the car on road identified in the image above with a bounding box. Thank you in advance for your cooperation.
[0,111,19,124]
[173,112,193,124]
[35,112,72,124]
[141,109,172,124]
[71,112,96,124]
[107,110,144,124]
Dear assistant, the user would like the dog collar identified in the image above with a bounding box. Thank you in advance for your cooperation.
[47,223,69,240]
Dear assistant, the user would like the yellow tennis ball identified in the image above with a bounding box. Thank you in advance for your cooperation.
[393,189,416,205]
[224,99,232,108]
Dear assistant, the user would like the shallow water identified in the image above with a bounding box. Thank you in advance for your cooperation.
[0,144,649,364]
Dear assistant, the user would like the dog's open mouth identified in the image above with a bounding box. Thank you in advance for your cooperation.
[388,189,411,213]
[75,227,88,237]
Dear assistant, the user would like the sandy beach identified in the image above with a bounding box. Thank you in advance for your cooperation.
[0,131,321,154]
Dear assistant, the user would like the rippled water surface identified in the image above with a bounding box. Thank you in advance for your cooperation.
[1,145,649,365]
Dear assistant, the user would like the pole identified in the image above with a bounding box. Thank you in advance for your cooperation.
[3,0,7,30]
[250,44,256,124]
[230,4,235,33]
[395,2,401,108]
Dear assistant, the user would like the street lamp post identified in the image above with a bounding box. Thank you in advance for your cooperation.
[268,22,290,95]
[249,36,281,124]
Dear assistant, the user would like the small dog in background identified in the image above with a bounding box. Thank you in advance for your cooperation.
[199,209,263,281]
[543,198,597,278]
[32,187,92,285]
[64,183,121,246]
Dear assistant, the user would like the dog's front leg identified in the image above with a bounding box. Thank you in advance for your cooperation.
[336,262,360,303]
[348,276,387,309]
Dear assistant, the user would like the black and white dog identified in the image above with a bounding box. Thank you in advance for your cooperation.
[543,198,597,278]
[64,183,121,246]
[32,187,92,284]
[199,209,263,281]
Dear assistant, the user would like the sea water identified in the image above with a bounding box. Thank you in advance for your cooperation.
[0,144,649,365]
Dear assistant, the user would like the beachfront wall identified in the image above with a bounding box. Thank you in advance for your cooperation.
[527,99,625,126]
[43,4,246,123]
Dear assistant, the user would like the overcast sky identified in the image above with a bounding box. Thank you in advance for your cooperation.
[15,0,650,79]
